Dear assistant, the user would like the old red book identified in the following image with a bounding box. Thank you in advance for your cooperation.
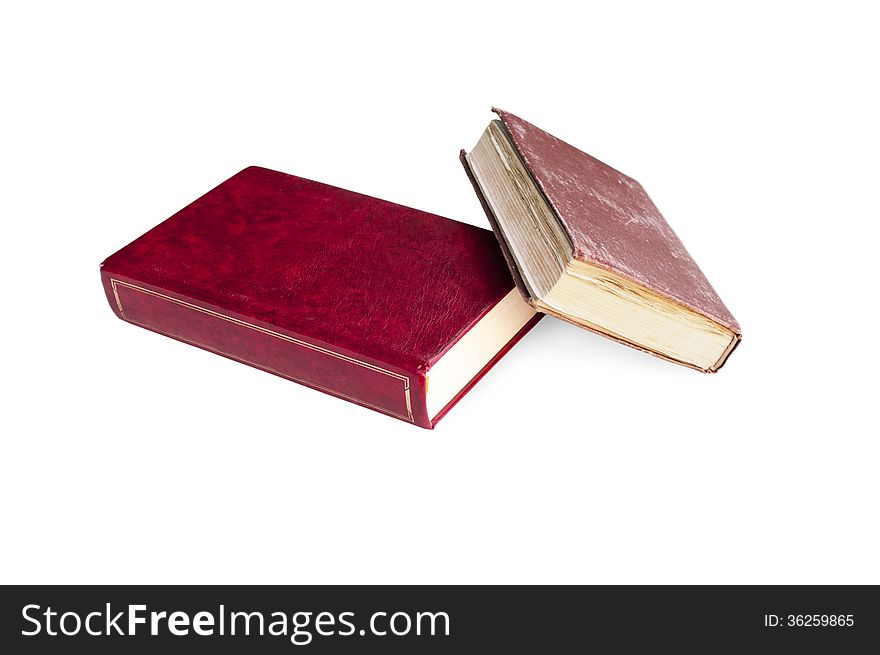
[100,166,539,428]
[462,108,741,372]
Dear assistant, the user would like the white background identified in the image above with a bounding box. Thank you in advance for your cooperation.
[2,2,878,584]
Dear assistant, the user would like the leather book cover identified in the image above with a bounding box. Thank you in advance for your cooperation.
[100,166,540,428]
[462,108,741,370]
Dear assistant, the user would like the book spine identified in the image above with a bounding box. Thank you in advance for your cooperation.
[100,270,430,428]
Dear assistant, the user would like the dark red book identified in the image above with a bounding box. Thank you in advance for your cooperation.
[462,109,741,372]
[100,166,540,428]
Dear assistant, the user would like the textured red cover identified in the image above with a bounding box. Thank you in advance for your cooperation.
[492,109,740,337]
[100,166,539,428]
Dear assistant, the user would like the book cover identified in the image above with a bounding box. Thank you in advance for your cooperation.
[100,166,539,428]
[461,108,741,371]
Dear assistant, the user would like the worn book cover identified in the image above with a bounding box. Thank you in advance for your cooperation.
[100,166,539,428]
[462,108,741,372]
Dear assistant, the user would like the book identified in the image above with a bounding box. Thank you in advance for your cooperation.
[461,108,741,372]
[100,166,540,428]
